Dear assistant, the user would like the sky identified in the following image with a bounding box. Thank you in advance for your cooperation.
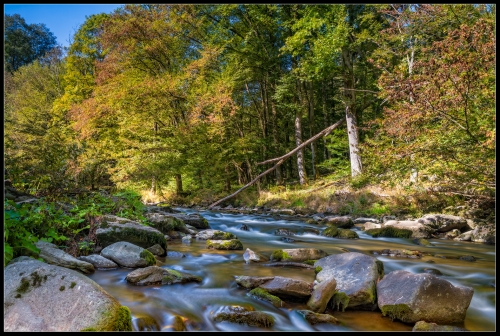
[4,4,124,49]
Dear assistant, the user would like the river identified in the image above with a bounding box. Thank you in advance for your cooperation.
[86,209,496,331]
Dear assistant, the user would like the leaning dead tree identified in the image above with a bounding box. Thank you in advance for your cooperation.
[208,117,346,209]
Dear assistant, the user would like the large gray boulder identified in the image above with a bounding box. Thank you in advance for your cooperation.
[100,242,157,268]
[77,254,118,269]
[315,252,384,311]
[35,241,94,274]
[166,213,209,229]
[96,215,167,255]
[4,258,132,331]
[418,214,469,233]
[323,216,354,228]
[270,248,328,262]
[125,266,202,285]
[470,223,495,244]
[377,270,474,324]
[144,213,189,234]
[383,220,431,239]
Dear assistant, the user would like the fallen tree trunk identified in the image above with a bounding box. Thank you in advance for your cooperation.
[261,262,316,269]
[208,118,345,209]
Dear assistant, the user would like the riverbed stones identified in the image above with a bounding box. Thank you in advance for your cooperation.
[315,252,384,311]
[353,217,380,224]
[470,223,495,244]
[258,276,313,301]
[274,228,297,236]
[270,248,328,262]
[377,270,474,324]
[412,321,469,332]
[296,310,339,325]
[100,242,157,268]
[234,276,275,289]
[145,213,189,234]
[96,215,167,254]
[195,229,237,240]
[77,254,118,269]
[146,244,165,256]
[307,277,337,313]
[4,258,132,331]
[206,239,243,250]
[418,214,469,233]
[243,248,267,263]
[125,266,202,285]
[383,220,431,238]
[35,241,94,274]
[212,305,275,328]
[166,213,210,229]
[323,216,354,228]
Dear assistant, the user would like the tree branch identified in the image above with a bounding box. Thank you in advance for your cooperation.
[207,117,345,209]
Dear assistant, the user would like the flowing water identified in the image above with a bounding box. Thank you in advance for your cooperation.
[87,209,496,332]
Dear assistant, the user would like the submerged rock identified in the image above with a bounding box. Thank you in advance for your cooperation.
[296,310,339,325]
[412,321,469,332]
[125,266,202,285]
[212,305,275,328]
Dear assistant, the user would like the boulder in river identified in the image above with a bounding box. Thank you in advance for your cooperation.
[417,214,469,233]
[4,257,132,331]
[36,241,94,274]
[206,239,243,250]
[125,266,202,285]
[270,248,328,262]
[307,277,337,313]
[212,305,275,328]
[377,270,474,324]
[296,310,339,325]
[96,215,167,255]
[195,229,237,240]
[315,252,384,311]
[77,254,118,269]
[412,320,469,331]
[100,242,157,268]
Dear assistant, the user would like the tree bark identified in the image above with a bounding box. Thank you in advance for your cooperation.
[295,80,307,185]
[175,174,183,195]
[208,118,345,208]
[342,48,362,177]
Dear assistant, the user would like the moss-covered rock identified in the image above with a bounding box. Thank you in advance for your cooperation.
[322,227,359,239]
[206,239,243,250]
[365,227,413,238]
[213,310,275,328]
[96,216,167,253]
[139,250,157,267]
[270,249,292,262]
[331,291,350,312]
[248,287,283,307]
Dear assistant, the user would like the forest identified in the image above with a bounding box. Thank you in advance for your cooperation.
[4,4,496,265]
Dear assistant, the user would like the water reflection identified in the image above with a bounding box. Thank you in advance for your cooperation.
[86,209,496,331]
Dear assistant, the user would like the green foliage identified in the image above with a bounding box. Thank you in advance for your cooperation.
[4,14,57,72]
[367,203,390,216]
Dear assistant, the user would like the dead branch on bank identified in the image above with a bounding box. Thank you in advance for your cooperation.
[208,118,346,209]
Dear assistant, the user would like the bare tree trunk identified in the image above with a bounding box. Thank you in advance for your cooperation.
[307,81,317,180]
[342,48,362,177]
[175,174,183,195]
[270,99,282,185]
[295,80,307,185]
[322,83,330,160]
